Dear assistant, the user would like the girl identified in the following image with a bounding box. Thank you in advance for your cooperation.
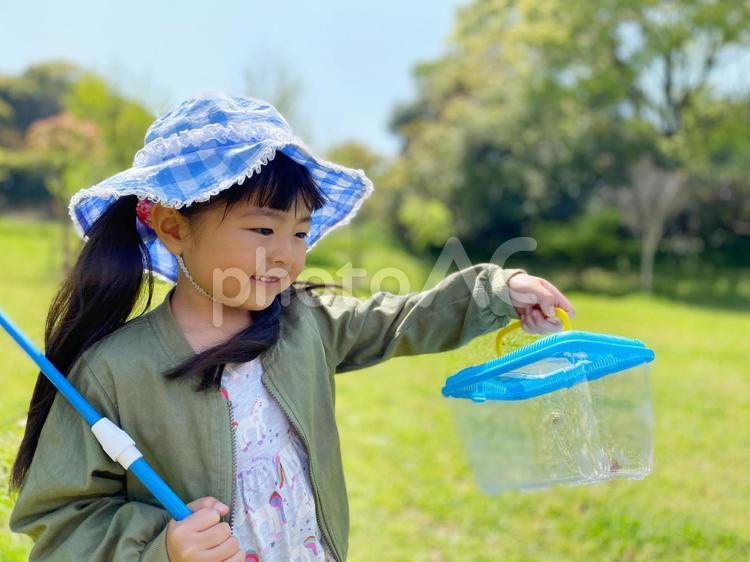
[8,92,574,562]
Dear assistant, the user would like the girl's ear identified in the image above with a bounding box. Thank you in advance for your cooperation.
[151,203,190,256]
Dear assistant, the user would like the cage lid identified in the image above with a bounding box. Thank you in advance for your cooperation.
[441,330,655,402]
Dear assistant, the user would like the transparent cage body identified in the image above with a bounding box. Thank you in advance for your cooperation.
[442,331,655,495]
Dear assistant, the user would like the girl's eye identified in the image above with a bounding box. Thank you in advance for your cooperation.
[249,228,308,239]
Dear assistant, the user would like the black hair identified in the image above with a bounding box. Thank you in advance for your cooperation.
[9,150,339,493]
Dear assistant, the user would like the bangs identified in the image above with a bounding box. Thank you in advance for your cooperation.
[179,149,329,224]
[220,150,328,220]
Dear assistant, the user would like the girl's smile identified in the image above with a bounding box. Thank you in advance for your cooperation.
[250,275,282,287]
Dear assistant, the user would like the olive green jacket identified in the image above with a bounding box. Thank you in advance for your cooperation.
[9,263,524,561]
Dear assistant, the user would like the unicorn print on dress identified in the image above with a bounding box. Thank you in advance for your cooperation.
[235,396,269,451]
[221,358,336,560]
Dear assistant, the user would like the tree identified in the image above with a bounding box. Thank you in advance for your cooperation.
[63,72,155,171]
[615,155,688,291]
[0,61,83,142]
[323,141,389,273]
[25,112,105,272]
[389,0,750,287]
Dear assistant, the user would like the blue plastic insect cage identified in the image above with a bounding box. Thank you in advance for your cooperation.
[441,307,656,495]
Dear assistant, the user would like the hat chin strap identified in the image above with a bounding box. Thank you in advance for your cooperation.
[176,254,224,304]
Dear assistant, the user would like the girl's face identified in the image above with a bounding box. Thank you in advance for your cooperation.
[155,194,312,311]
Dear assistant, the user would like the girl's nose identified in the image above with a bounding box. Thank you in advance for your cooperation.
[268,236,294,266]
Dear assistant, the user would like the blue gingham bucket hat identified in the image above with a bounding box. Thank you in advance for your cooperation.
[68,91,374,284]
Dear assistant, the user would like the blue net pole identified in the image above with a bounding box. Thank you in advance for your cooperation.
[0,307,191,521]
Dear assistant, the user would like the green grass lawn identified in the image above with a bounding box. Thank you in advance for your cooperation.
[1,214,748,561]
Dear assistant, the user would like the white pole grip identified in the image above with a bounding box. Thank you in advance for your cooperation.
[91,418,143,470]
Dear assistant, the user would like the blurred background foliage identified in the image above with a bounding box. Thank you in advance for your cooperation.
[2,1,750,559]
[1,0,748,291]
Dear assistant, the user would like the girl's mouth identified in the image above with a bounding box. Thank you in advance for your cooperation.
[251,275,281,287]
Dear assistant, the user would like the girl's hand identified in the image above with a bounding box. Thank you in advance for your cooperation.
[166,496,245,562]
[507,273,575,334]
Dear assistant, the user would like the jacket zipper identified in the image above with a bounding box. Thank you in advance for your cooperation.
[225,395,238,534]
[260,371,340,562]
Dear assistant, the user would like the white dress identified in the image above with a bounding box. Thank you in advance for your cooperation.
[220,358,337,562]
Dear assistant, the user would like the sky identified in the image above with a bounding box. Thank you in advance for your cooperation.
[2,0,471,159]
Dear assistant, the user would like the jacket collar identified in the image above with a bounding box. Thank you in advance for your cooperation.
[148,286,196,364]
[146,285,284,377]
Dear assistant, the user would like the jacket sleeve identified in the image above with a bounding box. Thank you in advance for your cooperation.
[308,262,526,373]
[8,351,172,562]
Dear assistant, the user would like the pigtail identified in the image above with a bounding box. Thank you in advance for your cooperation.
[9,194,153,493]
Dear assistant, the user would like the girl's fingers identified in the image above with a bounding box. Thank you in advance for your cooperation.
[534,286,558,317]
[535,307,564,332]
[187,497,226,513]
[184,507,223,532]
[520,313,536,334]
[222,551,246,562]
[196,521,232,549]
[529,309,545,333]
[540,278,575,318]
[544,315,564,331]
[515,275,576,335]
[522,307,564,334]
[536,308,557,329]
[203,535,242,561]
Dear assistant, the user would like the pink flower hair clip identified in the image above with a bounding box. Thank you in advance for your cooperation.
[135,198,156,230]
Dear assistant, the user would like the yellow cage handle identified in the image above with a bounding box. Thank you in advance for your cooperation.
[495,306,571,356]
